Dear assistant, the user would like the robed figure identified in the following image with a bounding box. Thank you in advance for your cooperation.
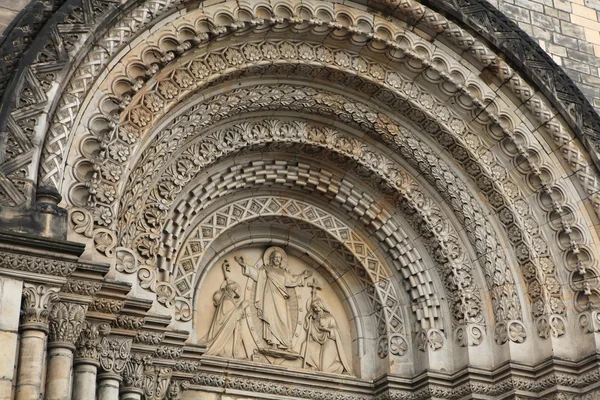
[203,261,249,359]
[301,297,352,374]
[235,247,311,351]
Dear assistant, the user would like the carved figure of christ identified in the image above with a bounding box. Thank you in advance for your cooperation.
[235,250,311,350]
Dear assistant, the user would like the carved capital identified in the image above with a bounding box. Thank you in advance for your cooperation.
[21,283,60,329]
[122,353,152,389]
[98,337,132,375]
[166,379,189,400]
[144,365,173,400]
[75,321,111,360]
[49,302,88,344]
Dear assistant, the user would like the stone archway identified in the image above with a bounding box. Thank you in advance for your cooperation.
[2,0,600,399]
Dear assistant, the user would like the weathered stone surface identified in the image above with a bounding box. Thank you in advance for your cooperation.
[1,0,600,399]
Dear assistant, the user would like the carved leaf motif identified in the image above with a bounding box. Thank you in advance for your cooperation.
[98,338,132,374]
[21,284,60,325]
[70,207,94,237]
[49,302,87,343]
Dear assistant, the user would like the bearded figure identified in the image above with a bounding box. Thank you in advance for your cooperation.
[235,247,311,351]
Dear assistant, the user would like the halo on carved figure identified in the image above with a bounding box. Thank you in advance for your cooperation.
[263,246,288,270]
[196,245,357,373]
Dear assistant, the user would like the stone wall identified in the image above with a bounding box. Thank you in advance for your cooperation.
[488,0,600,111]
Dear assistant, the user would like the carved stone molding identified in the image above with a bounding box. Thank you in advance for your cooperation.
[20,283,60,329]
[0,251,77,276]
[88,297,124,314]
[134,331,163,345]
[48,302,88,344]
[173,360,201,373]
[61,279,102,296]
[190,372,370,400]
[187,356,600,399]
[112,315,145,331]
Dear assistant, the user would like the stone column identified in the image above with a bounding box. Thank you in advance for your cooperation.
[15,283,59,400]
[97,337,132,400]
[45,302,87,400]
[72,322,110,400]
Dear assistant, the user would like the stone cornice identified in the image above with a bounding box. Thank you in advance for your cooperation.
[180,354,600,399]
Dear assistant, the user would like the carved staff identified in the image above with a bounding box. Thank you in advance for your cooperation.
[302,278,321,369]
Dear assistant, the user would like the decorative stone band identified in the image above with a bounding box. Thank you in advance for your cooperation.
[184,354,600,400]
[0,251,78,277]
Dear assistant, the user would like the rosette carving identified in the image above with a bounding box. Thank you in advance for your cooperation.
[494,320,527,345]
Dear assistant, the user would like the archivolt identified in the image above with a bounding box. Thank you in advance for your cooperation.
[50,0,599,343]
[113,92,547,337]
[69,36,598,339]
[106,117,504,345]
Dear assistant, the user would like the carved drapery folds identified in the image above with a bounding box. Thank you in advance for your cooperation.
[20,283,60,328]
[48,302,88,344]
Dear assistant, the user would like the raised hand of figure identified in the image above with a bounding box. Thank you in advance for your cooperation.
[303,270,313,277]
[234,256,246,267]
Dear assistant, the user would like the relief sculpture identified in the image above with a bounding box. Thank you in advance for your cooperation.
[203,260,250,359]
[302,284,352,375]
[200,247,352,375]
